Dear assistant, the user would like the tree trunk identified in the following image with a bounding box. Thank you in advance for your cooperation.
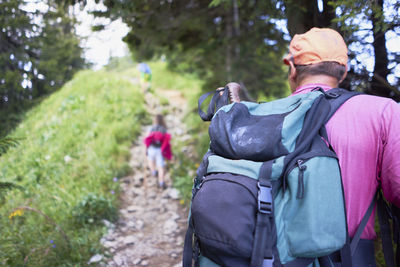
[369,0,399,100]
[226,5,233,81]
[233,0,240,58]
[284,0,336,37]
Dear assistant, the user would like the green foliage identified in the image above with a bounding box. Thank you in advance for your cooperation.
[96,1,289,99]
[171,127,210,205]
[73,193,118,225]
[35,5,86,96]
[0,137,20,156]
[0,0,86,137]
[105,56,136,72]
[158,95,170,106]
[325,0,399,98]
[0,70,146,266]
[0,0,36,106]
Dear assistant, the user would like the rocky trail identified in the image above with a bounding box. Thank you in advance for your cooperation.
[91,88,192,267]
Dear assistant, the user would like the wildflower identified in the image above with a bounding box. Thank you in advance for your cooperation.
[50,240,54,244]
[9,209,24,219]
[111,190,115,194]
[64,155,72,163]
[52,244,56,248]
[113,177,118,182]
[45,155,51,160]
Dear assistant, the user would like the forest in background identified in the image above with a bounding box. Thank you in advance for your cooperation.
[2,0,400,139]
[84,0,400,100]
[1,0,86,137]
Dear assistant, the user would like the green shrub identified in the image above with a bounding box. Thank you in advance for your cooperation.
[73,193,118,225]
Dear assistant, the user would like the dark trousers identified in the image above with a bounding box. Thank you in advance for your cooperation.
[330,239,376,267]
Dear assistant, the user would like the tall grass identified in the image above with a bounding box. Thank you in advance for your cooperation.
[0,70,147,266]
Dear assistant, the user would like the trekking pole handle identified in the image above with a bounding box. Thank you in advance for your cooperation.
[226,82,241,103]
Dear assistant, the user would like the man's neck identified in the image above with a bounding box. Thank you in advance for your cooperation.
[297,75,339,88]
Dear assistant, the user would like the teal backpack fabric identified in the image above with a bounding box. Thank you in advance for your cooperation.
[183,88,360,267]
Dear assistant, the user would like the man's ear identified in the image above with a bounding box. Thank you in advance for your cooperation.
[339,67,348,83]
[288,60,297,82]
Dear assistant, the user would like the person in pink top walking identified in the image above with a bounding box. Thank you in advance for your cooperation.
[144,114,172,189]
[282,27,400,266]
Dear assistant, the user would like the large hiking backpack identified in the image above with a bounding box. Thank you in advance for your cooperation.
[183,87,368,267]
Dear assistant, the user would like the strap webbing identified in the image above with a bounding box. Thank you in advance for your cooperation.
[377,191,396,267]
[339,242,352,267]
[251,161,274,267]
[392,204,400,265]
[323,88,361,121]
[350,191,377,255]
[333,191,377,267]
[182,222,194,267]
[250,212,273,267]
[283,257,314,267]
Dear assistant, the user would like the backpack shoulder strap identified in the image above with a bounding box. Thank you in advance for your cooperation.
[322,87,362,120]
[391,203,400,264]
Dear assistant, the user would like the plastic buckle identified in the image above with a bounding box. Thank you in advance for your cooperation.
[262,256,274,267]
[326,91,339,98]
[257,182,272,214]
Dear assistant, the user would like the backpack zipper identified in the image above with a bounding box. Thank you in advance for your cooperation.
[296,159,307,199]
[196,177,258,200]
[283,158,308,198]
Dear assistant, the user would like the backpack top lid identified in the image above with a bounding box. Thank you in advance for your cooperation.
[209,90,329,162]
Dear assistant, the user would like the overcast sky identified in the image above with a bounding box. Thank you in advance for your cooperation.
[74,0,129,70]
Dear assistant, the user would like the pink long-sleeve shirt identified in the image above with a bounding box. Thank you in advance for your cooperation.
[293,84,400,239]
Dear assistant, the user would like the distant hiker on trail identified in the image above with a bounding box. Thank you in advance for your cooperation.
[183,28,400,267]
[137,62,152,91]
[144,114,172,189]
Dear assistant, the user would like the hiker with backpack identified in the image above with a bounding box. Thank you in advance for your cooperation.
[183,28,400,267]
[281,27,400,266]
[144,114,172,189]
[137,62,152,91]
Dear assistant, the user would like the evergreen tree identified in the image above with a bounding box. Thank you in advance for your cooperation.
[0,0,37,110]
[34,1,86,97]
[283,0,400,100]
[91,0,291,99]
[0,0,85,136]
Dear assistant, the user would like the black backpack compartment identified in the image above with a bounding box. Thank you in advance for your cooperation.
[191,173,258,266]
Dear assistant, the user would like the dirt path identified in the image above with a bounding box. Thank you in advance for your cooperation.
[93,88,191,266]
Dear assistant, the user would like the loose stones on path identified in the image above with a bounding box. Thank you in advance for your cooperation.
[92,89,190,266]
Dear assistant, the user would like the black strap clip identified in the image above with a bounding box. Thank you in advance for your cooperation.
[257,182,273,214]
[263,256,274,267]
[312,86,341,98]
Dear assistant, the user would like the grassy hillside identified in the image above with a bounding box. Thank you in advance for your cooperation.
[0,70,148,266]
[106,58,209,202]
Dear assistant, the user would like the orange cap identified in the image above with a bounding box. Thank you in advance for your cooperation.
[283,28,348,67]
